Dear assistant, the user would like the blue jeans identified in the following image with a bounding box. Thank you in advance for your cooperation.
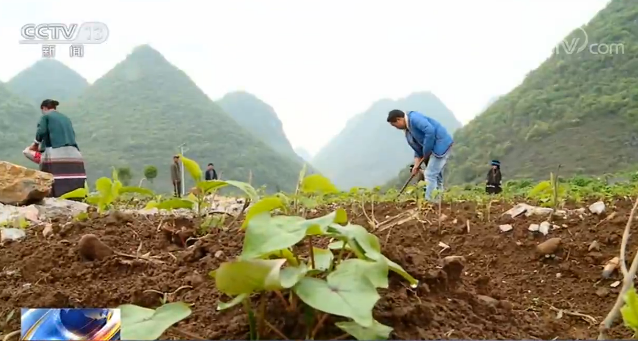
[424,152,449,202]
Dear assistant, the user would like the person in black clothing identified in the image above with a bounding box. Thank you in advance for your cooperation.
[486,160,502,194]
[205,163,218,180]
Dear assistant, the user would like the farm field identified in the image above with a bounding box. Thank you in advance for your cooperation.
[2,159,638,340]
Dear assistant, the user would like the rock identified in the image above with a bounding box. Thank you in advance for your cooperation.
[36,198,89,218]
[539,221,551,236]
[442,255,466,266]
[596,287,610,297]
[589,201,605,215]
[0,162,53,205]
[504,203,567,218]
[556,273,562,278]
[536,238,561,255]
[1,228,26,242]
[610,281,621,288]
[42,223,54,237]
[499,300,513,310]
[78,234,114,261]
[602,257,620,278]
[588,240,600,251]
[499,224,513,232]
[214,250,224,258]
[477,295,499,307]
[528,224,539,232]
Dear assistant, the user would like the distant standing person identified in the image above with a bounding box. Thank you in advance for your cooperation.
[486,160,502,194]
[387,109,453,203]
[205,163,218,180]
[28,99,87,197]
[171,155,182,197]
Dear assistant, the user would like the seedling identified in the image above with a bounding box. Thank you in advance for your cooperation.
[118,302,191,340]
[210,177,418,340]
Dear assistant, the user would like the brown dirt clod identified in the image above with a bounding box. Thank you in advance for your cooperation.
[77,234,114,261]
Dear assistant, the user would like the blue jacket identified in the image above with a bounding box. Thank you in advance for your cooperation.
[405,111,454,158]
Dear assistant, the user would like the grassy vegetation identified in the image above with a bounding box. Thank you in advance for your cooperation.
[0,82,38,166]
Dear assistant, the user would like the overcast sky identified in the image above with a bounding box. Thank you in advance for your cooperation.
[0,0,609,155]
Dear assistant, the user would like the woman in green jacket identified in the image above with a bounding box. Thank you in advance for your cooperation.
[28,99,87,197]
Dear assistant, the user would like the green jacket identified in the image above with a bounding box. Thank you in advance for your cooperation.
[35,111,79,151]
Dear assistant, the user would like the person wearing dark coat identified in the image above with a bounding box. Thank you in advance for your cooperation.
[486,160,502,194]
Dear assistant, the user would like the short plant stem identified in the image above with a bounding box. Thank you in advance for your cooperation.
[333,241,346,269]
[598,195,638,339]
[311,313,328,339]
[308,237,316,269]
[289,292,297,311]
[257,294,266,338]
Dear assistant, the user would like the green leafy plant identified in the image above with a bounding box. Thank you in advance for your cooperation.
[119,302,191,340]
[621,286,638,337]
[210,179,418,340]
[116,167,133,186]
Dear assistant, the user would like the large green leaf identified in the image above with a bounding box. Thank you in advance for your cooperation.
[279,263,309,288]
[336,320,393,340]
[301,174,339,194]
[242,196,285,229]
[335,259,389,289]
[95,177,113,197]
[224,180,259,201]
[60,187,88,199]
[120,303,191,340]
[196,180,228,193]
[214,259,287,295]
[622,286,638,332]
[242,211,342,259]
[179,154,202,183]
[293,265,380,327]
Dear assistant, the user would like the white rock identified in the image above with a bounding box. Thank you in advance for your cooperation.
[539,221,551,236]
[1,228,26,242]
[42,223,53,237]
[589,201,605,215]
[499,224,513,232]
[528,224,539,232]
[611,281,621,288]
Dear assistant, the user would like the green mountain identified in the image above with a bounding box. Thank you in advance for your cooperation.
[0,82,39,165]
[217,91,300,162]
[7,59,89,104]
[64,45,302,192]
[448,0,638,184]
[312,92,462,189]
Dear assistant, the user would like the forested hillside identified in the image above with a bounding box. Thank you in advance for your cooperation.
[312,92,462,189]
[217,91,301,163]
[62,45,303,192]
[448,0,638,184]
[7,59,89,104]
[0,82,39,165]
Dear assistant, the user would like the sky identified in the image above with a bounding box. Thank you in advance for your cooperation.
[0,0,610,156]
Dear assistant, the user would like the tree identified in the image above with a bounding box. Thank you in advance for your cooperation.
[117,167,133,186]
[144,165,158,183]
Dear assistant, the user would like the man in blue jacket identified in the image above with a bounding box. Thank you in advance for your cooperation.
[387,109,454,202]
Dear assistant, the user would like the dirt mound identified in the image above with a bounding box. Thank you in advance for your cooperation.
[0,200,635,339]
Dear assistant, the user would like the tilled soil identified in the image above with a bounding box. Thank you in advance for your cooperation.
[0,199,636,339]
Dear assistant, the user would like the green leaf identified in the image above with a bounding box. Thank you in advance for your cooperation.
[335,320,393,340]
[301,174,339,194]
[328,240,351,250]
[95,177,113,197]
[262,248,298,266]
[310,247,334,271]
[242,211,341,259]
[242,196,285,229]
[224,180,259,201]
[119,186,155,197]
[293,266,379,327]
[382,256,419,288]
[622,286,638,332]
[60,187,88,199]
[214,259,287,295]
[153,198,195,210]
[179,154,202,183]
[335,259,389,289]
[280,263,309,288]
[119,303,191,340]
[217,293,249,311]
[197,180,228,193]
